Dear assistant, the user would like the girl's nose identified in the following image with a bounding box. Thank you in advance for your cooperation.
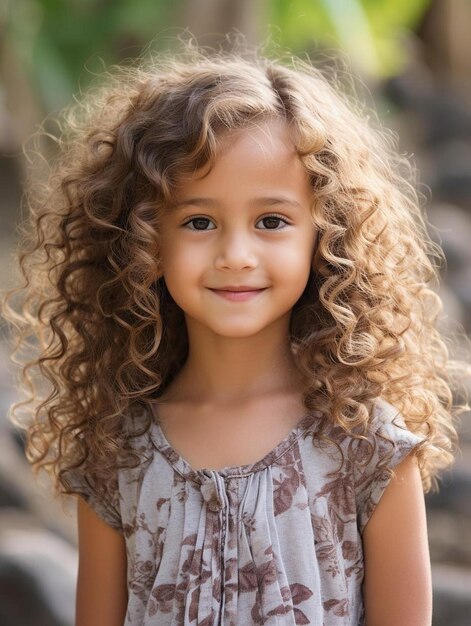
[214,230,259,271]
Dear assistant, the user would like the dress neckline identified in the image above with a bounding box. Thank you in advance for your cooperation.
[148,405,320,483]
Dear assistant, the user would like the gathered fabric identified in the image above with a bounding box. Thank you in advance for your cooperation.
[66,398,425,625]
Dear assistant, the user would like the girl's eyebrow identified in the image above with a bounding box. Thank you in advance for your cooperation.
[173,196,303,209]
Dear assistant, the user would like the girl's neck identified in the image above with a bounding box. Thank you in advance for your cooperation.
[162,320,302,407]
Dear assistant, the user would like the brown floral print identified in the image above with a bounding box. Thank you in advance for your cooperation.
[68,398,425,625]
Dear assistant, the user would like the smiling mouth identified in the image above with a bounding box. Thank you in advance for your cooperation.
[208,288,267,301]
[209,287,267,292]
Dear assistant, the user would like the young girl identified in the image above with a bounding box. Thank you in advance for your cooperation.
[3,41,469,626]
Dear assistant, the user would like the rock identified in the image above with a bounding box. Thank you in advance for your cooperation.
[428,141,471,205]
[432,563,471,626]
[384,71,471,145]
[425,464,471,519]
[0,527,77,626]
[0,472,28,509]
[427,204,471,331]
[427,509,471,566]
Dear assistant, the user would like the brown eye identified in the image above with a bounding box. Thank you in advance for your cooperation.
[183,217,215,231]
[256,214,290,230]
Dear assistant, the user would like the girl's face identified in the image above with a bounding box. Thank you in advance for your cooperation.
[159,118,317,340]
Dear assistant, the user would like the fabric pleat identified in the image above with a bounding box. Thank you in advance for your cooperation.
[107,398,427,625]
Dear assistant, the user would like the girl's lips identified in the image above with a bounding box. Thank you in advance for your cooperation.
[209,288,267,301]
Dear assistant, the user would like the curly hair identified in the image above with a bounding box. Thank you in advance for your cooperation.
[2,40,469,501]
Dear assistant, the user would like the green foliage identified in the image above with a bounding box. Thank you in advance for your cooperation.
[4,0,433,115]
[5,0,178,112]
[269,0,431,76]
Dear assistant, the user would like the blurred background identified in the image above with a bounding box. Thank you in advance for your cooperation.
[0,0,470,624]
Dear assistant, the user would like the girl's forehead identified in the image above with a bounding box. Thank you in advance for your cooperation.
[216,117,297,153]
[179,119,302,184]
[169,123,312,208]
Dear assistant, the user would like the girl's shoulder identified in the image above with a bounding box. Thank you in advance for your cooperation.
[122,404,157,458]
[370,396,412,429]
[322,396,426,450]
[62,403,155,532]
[350,397,427,533]
[367,396,427,453]
[311,396,427,532]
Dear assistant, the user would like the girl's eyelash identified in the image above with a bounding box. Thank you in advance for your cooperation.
[261,213,291,225]
[181,213,291,230]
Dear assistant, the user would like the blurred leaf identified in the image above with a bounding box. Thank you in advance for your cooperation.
[269,0,432,76]
[5,0,434,117]
[34,36,75,111]
[6,0,179,113]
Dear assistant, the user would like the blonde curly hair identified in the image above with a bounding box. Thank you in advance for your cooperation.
[2,40,469,501]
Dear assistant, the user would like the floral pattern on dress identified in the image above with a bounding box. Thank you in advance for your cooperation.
[69,398,426,625]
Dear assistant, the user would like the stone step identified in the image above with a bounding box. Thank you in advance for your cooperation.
[432,563,471,626]
[0,521,77,626]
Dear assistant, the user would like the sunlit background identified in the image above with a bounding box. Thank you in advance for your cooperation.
[1,1,470,624]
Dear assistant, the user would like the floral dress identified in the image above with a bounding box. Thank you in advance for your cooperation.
[66,397,426,625]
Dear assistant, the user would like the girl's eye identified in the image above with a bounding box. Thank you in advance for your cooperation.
[256,214,290,230]
[182,214,290,231]
[183,217,215,231]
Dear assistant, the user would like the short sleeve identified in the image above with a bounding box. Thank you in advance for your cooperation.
[62,466,122,532]
[355,399,426,534]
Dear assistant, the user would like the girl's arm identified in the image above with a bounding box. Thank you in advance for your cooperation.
[362,453,433,626]
[76,496,128,626]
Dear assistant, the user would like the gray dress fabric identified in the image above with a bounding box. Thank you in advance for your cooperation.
[67,397,426,625]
